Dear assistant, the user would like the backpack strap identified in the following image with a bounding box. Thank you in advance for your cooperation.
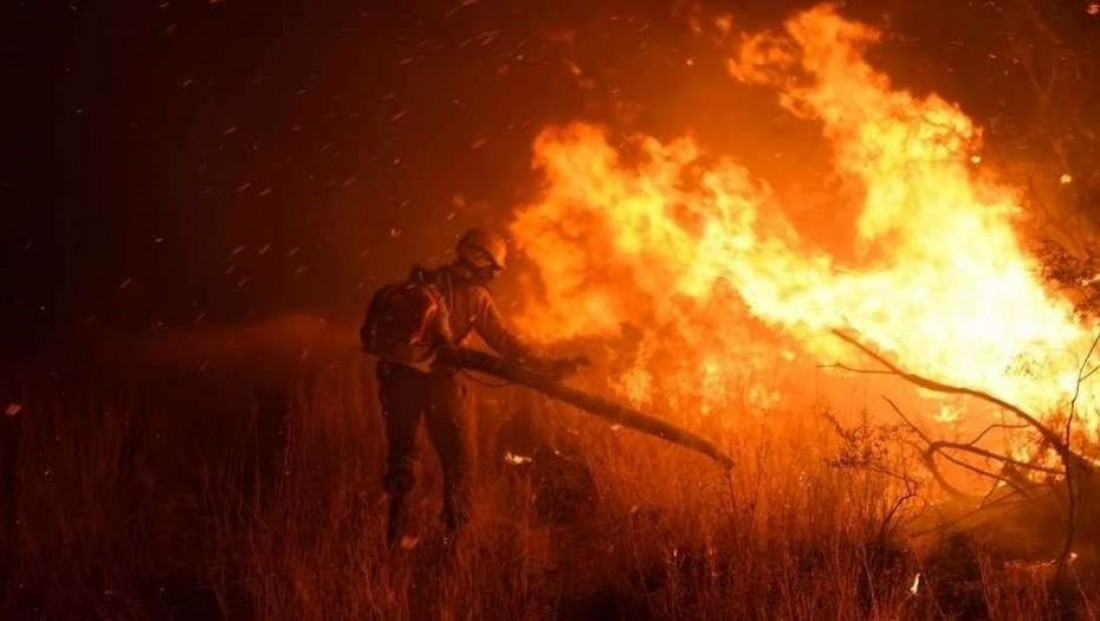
[441,268,455,315]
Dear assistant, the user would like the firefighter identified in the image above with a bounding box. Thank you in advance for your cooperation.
[376,227,580,548]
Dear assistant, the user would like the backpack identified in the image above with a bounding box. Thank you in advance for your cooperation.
[360,268,452,372]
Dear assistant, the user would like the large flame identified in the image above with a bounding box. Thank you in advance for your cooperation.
[510,6,1097,429]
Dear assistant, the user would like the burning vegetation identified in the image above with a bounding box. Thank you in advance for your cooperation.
[513,5,1097,428]
[6,1,1100,619]
[507,4,1100,607]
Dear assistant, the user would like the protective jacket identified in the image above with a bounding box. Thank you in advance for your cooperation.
[375,262,534,544]
[413,264,534,363]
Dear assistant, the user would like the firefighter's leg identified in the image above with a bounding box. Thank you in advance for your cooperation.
[378,364,423,547]
[423,372,470,536]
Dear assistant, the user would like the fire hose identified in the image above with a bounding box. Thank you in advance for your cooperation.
[440,347,734,470]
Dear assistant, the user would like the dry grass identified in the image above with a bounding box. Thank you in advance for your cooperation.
[1,344,1096,620]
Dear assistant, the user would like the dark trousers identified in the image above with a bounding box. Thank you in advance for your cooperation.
[377,362,470,532]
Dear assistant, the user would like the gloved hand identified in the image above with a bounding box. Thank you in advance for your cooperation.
[431,343,463,368]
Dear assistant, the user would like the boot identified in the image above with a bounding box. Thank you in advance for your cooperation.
[440,497,466,554]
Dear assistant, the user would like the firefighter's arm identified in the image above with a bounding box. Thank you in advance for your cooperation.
[473,289,588,378]
[472,288,534,362]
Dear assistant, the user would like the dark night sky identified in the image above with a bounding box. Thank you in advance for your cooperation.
[3,0,1098,353]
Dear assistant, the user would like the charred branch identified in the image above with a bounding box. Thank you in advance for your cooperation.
[446,347,735,470]
[834,328,1100,584]
[1057,331,1100,574]
[831,329,1090,474]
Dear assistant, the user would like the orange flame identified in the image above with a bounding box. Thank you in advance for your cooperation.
[510,6,1097,428]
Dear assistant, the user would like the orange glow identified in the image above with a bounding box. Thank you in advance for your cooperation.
[510,6,1097,429]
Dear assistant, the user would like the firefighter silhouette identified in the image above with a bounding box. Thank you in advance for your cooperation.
[364,227,580,547]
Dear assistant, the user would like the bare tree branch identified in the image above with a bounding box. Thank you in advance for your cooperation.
[832,329,1086,470]
[926,439,1063,476]
[923,445,1034,496]
[965,422,1030,448]
[1057,331,1100,574]
[876,486,918,545]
